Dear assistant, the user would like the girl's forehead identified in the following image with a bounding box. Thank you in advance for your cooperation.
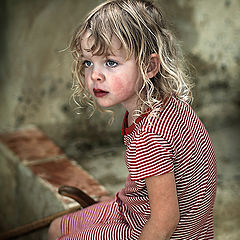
[80,30,123,56]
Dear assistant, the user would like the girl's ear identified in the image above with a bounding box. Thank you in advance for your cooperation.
[147,53,161,79]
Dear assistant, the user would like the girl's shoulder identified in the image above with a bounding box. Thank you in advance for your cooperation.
[140,95,196,137]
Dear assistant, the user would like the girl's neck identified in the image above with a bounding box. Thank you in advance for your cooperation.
[121,97,138,127]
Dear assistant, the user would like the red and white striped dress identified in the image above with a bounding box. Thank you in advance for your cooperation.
[59,96,217,240]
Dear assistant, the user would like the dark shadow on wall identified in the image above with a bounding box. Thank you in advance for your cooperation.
[0,0,8,87]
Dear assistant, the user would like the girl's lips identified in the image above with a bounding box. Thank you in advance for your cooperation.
[93,88,109,97]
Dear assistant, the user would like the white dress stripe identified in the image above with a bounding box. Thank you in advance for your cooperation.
[59,96,217,240]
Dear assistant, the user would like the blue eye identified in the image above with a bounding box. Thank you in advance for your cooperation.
[106,60,118,67]
[83,60,92,68]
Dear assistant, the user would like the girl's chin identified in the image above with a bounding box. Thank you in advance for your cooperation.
[94,96,122,108]
[95,100,116,108]
[98,103,116,108]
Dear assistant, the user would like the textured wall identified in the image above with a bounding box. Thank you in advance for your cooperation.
[159,0,240,130]
[0,0,125,148]
[0,1,239,239]
[0,0,239,140]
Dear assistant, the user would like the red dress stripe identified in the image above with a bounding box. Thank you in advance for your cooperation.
[59,96,217,239]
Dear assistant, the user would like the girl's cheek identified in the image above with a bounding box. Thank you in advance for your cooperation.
[111,75,129,89]
[112,80,124,92]
[112,76,136,96]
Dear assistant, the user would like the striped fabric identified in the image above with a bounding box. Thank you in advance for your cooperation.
[59,96,217,239]
[59,200,132,239]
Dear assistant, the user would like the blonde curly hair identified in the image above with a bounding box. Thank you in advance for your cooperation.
[70,0,192,118]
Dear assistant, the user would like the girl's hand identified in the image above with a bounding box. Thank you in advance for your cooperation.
[139,172,180,240]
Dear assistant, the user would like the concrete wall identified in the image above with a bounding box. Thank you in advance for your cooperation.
[0,0,124,148]
[0,0,239,143]
[159,0,240,130]
[0,1,239,239]
[0,142,64,239]
[0,127,109,239]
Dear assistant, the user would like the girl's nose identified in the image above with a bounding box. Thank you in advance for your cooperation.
[91,70,105,82]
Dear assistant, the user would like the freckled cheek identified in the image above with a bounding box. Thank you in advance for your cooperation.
[111,77,136,97]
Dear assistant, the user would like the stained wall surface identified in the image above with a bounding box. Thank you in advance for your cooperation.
[0,0,125,146]
[0,0,239,138]
[0,0,239,238]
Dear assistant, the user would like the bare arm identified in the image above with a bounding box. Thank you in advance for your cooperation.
[139,172,180,240]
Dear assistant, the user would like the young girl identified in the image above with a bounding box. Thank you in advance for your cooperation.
[49,0,217,239]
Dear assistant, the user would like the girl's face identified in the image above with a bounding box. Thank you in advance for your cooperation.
[80,31,140,113]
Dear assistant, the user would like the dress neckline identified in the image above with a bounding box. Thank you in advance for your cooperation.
[121,111,148,136]
[121,96,171,136]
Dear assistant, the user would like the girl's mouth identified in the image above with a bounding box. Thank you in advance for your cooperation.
[93,88,109,97]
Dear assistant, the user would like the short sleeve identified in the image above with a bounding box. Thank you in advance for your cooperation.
[127,131,174,181]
